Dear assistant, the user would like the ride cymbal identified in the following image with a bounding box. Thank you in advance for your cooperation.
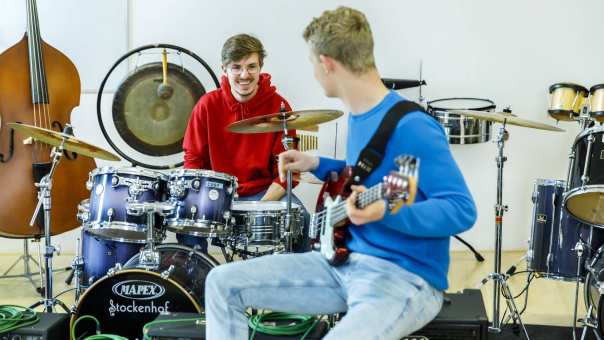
[8,122,121,161]
[227,109,343,133]
[450,110,565,132]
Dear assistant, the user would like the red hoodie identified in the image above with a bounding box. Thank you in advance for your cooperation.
[183,73,296,196]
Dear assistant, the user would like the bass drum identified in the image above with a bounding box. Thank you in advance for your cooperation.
[71,245,218,340]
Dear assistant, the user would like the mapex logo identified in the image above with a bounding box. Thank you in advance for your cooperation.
[112,280,165,300]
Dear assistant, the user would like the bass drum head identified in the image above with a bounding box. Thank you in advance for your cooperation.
[124,243,219,307]
[71,269,200,340]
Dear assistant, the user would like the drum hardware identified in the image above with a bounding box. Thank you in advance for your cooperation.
[64,237,84,304]
[126,201,175,269]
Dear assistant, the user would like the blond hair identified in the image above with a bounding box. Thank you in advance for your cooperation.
[303,6,376,75]
[221,34,267,66]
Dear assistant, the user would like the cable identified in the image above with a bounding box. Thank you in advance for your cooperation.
[0,305,39,334]
[142,317,206,340]
[71,315,128,340]
[248,312,320,340]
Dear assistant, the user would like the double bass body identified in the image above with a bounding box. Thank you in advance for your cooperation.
[0,29,95,237]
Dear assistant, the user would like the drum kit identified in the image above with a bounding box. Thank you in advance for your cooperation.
[6,108,341,338]
[424,82,604,339]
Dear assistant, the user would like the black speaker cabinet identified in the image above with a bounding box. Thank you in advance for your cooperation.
[0,312,68,340]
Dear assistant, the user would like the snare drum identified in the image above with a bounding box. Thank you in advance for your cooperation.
[564,126,604,225]
[427,98,495,144]
[548,82,588,121]
[528,179,604,280]
[231,201,302,254]
[590,84,604,123]
[165,169,237,237]
[86,167,167,242]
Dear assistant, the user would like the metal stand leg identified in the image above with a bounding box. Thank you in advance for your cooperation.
[0,239,41,290]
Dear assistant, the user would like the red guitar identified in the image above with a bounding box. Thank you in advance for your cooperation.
[310,155,419,266]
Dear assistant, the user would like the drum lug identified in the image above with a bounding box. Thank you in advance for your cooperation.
[107,208,114,222]
[531,190,539,203]
[191,179,201,191]
[223,210,230,221]
[190,206,198,219]
[86,178,93,191]
[107,263,122,277]
[161,265,175,279]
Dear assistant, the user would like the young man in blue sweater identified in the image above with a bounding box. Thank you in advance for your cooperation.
[204,6,477,339]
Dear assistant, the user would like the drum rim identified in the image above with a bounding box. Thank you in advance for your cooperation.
[426,97,496,111]
[535,178,566,187]
[90,166,168,181]
[549,82,589,94]
[572,126,604,146]
[85,222,150,244]
[169,168,238,184]
[165,222,230,237]
[126,242,221,267]
[231,201,300,211]
[590,84,604,93]
[564,186,604,226]
[70,268,202,334]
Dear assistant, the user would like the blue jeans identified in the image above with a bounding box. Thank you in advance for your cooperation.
[205,251,442,339]
[176,190,310,252]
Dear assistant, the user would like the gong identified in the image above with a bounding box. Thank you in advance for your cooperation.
[112,62,205,156]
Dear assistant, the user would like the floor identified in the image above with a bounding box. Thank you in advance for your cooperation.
[0,247,596,330]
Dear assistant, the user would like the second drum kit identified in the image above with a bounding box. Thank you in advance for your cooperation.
[425,82,604,338]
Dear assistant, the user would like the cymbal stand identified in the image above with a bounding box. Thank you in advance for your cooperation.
[0,239,41,290]
[280,106,297,253]
[484,123,530,338]
[28,131,70,313]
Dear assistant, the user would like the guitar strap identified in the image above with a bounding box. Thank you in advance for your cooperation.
[351,100,426,185]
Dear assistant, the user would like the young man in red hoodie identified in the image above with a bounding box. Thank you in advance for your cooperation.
[182,34,307,253]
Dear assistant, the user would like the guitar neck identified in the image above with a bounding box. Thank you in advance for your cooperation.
[329,183,383,225]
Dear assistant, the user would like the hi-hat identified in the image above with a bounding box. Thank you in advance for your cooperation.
[450,110,565,132]
[227,109,343,133]
[8,122,121,161]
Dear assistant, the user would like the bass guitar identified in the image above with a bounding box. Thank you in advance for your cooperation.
[310,155,419,265]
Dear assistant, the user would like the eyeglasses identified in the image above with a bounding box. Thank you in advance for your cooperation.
[228,64,260,75]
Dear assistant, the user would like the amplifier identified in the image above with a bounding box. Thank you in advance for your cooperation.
[145,313,205,340]
[145,312,329,340]
[0,312,68,340]
[405,289,488,340]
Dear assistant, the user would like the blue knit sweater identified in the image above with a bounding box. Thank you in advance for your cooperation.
[313,91,477,290]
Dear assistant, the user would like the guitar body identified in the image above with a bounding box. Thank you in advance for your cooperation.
[314,166,354,266]
[310,155,419,267]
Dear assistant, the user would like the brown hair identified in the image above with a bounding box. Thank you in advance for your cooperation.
[221,33,267,66]
[303,6,376,74]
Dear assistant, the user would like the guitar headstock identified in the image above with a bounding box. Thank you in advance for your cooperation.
[384,155,419,213]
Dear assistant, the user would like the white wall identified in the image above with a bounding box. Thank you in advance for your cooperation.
[0,0,602,254]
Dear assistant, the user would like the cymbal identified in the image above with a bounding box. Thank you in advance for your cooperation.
[227,109,343,133]
[8,122,121,161]
[450,110,565,132]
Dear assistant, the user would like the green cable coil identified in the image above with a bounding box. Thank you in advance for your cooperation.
[248,312,320,340]
[71,315,128,340]
[0,305,39,334]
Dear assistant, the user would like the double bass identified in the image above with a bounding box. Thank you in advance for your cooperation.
[0,0,95,237]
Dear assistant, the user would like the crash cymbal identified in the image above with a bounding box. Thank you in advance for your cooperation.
[8,122,121,161]
[450,110,564,132]
[227,109,343,133]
